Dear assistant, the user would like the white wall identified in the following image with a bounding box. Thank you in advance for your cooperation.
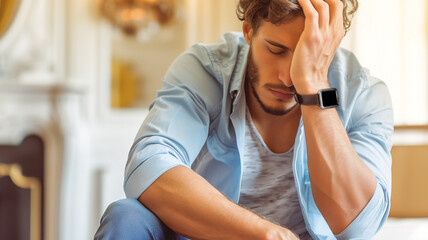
[186,0,242,45]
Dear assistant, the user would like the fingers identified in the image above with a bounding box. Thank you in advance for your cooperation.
[324,0,345,38]
[310,0,330,30]
[297,0,343,31]
[324,0,344,26]
[297,0,320,30]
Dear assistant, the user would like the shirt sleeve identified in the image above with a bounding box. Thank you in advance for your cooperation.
[123,45,222,199]
[335,76,394,239]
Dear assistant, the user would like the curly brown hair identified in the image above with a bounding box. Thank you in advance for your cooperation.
[236,0,358,34]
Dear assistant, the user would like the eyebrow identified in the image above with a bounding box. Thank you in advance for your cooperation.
[264,39,290,50]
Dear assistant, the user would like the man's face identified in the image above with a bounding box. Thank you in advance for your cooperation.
[244,17,305,116]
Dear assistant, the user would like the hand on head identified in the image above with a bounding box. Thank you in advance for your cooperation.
[290,0,345,95]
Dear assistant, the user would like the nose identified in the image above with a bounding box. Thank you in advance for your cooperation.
[278,70,293,87]
[278,56,293,87]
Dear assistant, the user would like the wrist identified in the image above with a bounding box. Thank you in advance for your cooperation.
[261,222,280,240]
[292,73,330,94]
[252,218,276,240]
[295,81,330,95]
[256,220,297,240]
[295,87,339,109]
[264,223,299,240]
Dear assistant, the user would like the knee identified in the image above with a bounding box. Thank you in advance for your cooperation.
[94,198,163,239]
[104,198,154,223]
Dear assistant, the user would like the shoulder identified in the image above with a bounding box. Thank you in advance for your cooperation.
[161,32,248,117]
[329,47,389,99]
[330,48,387,89]
[201,32,249,66]
[329,48,393,131]
[166,32,247,81]
[181,32,248,75]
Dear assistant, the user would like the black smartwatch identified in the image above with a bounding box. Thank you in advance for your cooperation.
[294,88,339,109]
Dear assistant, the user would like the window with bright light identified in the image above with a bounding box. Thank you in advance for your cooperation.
[341,0,428,125]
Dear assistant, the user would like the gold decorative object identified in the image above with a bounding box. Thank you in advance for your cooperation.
[111,57,140,108]
[0,163,41,240]
[100,0,175,36]
[0,0,21,39]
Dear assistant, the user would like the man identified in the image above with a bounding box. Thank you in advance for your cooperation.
[95,0,393,239]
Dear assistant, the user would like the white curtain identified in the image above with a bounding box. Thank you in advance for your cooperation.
[341,0,428,125]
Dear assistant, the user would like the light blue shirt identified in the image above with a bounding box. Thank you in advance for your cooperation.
[124,32,394,240]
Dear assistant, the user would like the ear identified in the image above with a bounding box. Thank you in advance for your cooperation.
[243,21,253,45]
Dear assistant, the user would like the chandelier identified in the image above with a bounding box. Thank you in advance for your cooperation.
[100,0,175,37]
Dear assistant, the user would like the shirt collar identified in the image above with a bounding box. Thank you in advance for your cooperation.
[230,45,249,105]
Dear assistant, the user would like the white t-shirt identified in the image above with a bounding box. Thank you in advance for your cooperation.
[240,109,311,239]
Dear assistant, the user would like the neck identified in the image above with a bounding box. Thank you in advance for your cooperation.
[245,80,301,125]
[245,80,302,153]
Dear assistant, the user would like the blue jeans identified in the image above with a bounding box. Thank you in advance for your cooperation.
[94,198,188,240]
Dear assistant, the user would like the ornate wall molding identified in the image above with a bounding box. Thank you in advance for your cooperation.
[0,0,33,53]
[0,0,63,82]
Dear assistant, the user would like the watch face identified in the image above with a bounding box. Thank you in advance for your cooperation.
[320,89,339,108]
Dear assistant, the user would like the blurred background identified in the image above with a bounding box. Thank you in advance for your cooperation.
[0,0,426,239]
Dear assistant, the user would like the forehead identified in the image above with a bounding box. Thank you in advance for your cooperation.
[255,16,305,47]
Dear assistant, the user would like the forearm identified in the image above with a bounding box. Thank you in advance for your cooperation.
[301,105,377,234]
[138,166,293,240]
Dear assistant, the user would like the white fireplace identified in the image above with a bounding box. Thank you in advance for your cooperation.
[0,0,90,238]
[0,82,85,240]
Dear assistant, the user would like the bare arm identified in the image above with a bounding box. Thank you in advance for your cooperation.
[138,166,299,240]
[291,0,377,234]
[301,106,377,234]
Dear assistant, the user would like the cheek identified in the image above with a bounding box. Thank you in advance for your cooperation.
[252,48,276,78]
[258,52,293,80]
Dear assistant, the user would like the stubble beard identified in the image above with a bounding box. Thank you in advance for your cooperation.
[246,48,298,116]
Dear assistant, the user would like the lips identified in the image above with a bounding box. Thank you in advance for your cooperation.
[269,88,296,100]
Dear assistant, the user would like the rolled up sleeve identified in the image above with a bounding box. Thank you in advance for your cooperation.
[123,46,221,199]
[335,183,389,239]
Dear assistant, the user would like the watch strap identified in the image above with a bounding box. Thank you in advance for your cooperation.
[294,93,319,106]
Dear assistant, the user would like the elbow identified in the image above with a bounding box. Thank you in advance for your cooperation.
[335,183,390,240]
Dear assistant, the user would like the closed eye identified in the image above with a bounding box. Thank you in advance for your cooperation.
[264,39,290,55]
[267,46,286,55]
